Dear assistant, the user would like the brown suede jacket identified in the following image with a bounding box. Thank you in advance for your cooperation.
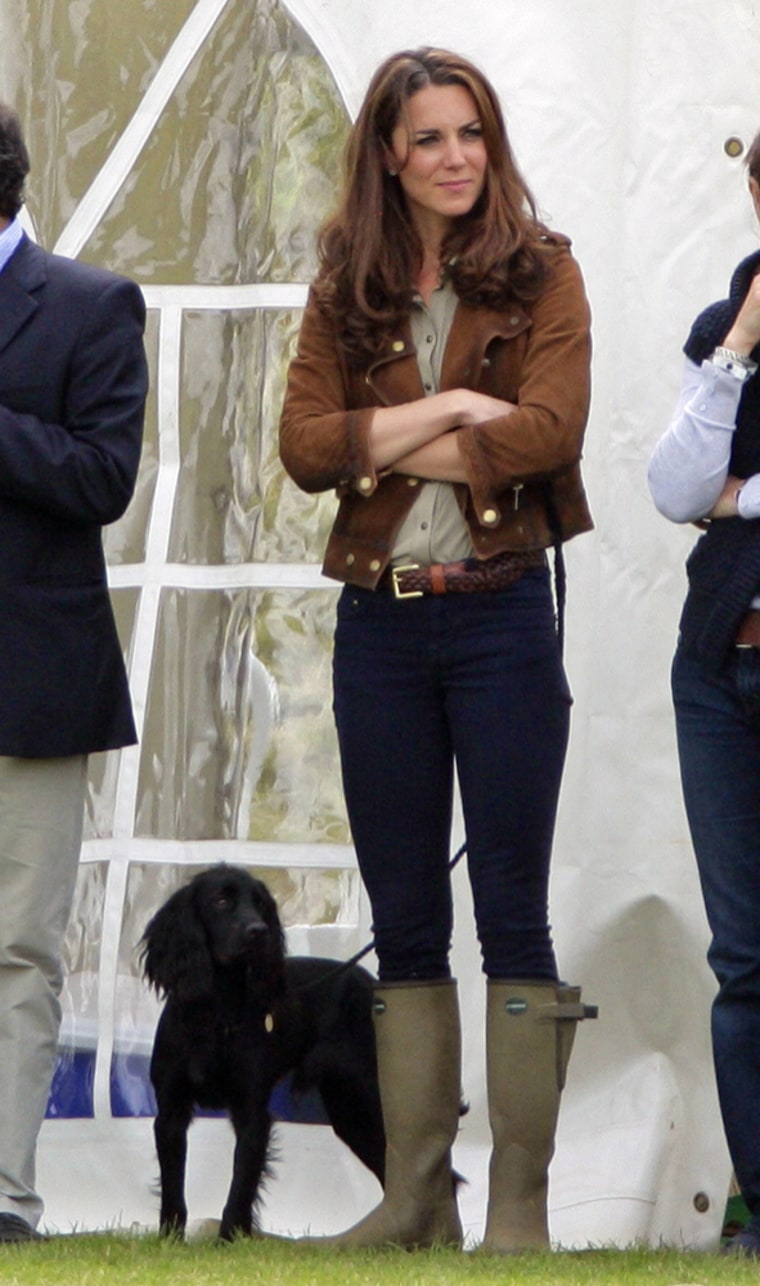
[280,234,593,590]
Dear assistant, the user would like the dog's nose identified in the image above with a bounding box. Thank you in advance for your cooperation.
[243,920,267,942]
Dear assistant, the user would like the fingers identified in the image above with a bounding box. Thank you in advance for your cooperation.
[709,473,745,519]
[460,389,518,424]
[724,274,760,353]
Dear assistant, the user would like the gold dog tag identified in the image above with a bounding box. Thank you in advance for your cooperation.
[264,1013,274,1033]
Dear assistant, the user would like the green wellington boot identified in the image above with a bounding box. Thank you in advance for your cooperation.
[304,978,463,1248]
[482,979,597,1253]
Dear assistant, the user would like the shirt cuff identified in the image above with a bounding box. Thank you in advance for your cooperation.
[737,474,760,520]
[688,360,745,429]
[710,348,758,382]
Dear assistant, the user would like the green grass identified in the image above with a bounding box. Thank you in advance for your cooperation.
[0,1235,757,1286]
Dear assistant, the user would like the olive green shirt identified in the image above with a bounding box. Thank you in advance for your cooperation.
[391,284,475,566]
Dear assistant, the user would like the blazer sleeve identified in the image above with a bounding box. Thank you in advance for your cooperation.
[457,246,592,513]
[0,272,148,526]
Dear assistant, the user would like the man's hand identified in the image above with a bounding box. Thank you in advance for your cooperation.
[710,473,745,518]
[723,273,760,355]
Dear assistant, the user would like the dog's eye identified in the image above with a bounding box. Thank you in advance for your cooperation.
[213,894,232,911]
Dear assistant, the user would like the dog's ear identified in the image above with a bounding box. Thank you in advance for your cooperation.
[253,878,287,962]
[140,884,214,1001]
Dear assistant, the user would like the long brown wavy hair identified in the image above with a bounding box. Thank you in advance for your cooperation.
[313,48,552,366]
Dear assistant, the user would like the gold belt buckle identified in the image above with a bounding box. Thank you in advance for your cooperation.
[391,563,423,600]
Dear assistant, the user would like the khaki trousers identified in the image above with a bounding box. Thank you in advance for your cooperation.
[0,755,87,1227]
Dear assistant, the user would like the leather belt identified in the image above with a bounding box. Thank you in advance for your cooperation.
[736,609,760,648]
[383,549,545,600]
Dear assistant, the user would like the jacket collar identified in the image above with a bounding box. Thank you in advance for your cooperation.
[730,248,760,306]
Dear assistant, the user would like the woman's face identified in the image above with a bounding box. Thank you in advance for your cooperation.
[389,82,488,242]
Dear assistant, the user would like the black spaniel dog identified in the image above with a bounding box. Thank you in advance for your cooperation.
[141,863,385,1240]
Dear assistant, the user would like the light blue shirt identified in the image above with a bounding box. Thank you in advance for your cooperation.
[648,356,760,521]
[0,216,23,274]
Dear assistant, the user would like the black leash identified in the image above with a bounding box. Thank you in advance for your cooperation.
[293,841,468,990]
[542,482,566,656]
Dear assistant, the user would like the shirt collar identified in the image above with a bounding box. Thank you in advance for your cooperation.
[0,218,24,274]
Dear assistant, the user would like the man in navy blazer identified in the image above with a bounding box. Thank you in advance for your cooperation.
[0,103,147,1241]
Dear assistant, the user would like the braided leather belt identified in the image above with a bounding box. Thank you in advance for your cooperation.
[736,609,760,648]
[384,549,545,600]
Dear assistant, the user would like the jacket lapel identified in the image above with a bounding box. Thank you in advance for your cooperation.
[0,234,46,356]
[440,301,530,390]
[365,323,424,405]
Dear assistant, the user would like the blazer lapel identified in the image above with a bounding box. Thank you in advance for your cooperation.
[0,234,45,356]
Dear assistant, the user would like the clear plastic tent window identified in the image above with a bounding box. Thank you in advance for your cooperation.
[25,0,366,1219]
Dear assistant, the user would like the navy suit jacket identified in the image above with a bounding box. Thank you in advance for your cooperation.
[0,233,147,757]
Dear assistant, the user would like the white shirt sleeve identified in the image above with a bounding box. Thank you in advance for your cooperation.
[647,356,760,522]
[737,472,760,518]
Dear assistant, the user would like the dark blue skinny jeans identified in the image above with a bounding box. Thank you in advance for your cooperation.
[672,645,760,1222]
[332,566,571,983]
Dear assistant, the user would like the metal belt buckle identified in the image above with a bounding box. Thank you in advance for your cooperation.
[391,563,423,600]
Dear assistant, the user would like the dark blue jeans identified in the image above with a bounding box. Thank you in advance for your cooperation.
[332,567,571,982]
[672,645,760,1220]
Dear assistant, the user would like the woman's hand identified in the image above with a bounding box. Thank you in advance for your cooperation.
[723,274,760,355]
[455,389,519,426]
[368,388,517,471]
[380,391,517,483]
[709,473,745,518]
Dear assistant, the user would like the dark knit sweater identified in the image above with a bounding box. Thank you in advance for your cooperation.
[678,250,760,671]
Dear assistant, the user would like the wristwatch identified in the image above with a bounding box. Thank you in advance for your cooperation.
[711,346,758,380]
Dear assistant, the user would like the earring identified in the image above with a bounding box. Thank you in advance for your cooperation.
[387,167,397,177]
